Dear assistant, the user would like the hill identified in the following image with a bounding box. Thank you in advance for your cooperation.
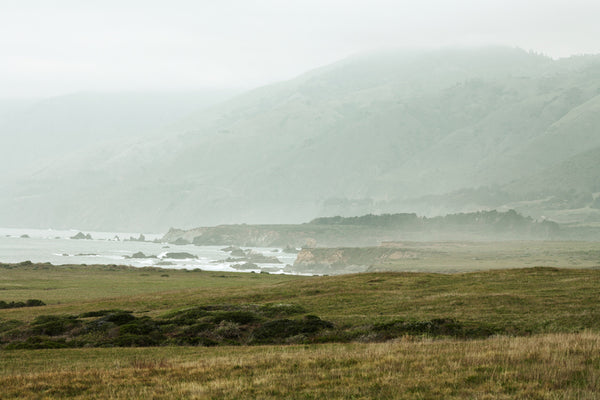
[1,47,600,231]
[0,90,239,183]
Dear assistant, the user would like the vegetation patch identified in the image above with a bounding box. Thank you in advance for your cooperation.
[1,303,335,348]
[1,303,506,349]
[0,299,45,309]
[372,318,498,339]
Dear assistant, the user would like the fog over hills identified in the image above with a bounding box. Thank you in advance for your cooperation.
[0,90,240,182]
[1,47,599,232]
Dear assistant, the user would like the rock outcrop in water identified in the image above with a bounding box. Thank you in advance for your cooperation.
[162,252,197,260]
[70,232,92,240]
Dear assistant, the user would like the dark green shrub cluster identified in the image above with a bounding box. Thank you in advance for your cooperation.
[372,318,499,339]
[0,299,45,309]
[30,315,81,336]
[252,315,334,344]
[0,303,503,350]
[1,303,333,349]
[79,309,131,318]
[5,336,69,350]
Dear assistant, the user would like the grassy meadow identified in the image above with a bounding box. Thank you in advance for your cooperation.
[1,333,599,399]
[1,241,600,398]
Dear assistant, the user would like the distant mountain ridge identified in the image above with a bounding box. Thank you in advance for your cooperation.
[1,47,599,232]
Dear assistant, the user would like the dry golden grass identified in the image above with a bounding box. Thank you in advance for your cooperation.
[1,332,599,399]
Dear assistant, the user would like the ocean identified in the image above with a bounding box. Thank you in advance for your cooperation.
[0,227,298,274]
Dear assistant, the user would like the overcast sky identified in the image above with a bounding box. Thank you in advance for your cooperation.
[2,0,600,98]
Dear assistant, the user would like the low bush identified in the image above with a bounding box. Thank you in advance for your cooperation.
[372,318,499,339]
[101,312,136,326]
[5,336,70,349]
[79,309,130,318]
[0,299,45,309]
[211,311,261,325]
[114,332,164,347]
[30,315,81,336]
[252,316,334,343]
[119,318,160,335]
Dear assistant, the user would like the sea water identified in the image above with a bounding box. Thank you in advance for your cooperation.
[0,227,298,274]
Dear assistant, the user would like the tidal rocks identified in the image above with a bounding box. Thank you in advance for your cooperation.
[229,248,246,257]
[70,232,92,240]
[283,245,300,254]
[220,246,238,252]
[162,252,197,260]
[126,234,146,242]
[127,252,157,259]
[170,238,190,245]
[230,262,258,270]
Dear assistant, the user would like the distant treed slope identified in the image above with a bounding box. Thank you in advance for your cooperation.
[1,47,600,231]
[504,145,600,198]
[163,210,560,248]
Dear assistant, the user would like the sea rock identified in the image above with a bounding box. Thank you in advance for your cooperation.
[126,234,146,242]
[70,232,92,240]
[229,248,247,257]
[162,252,197,259]
[222,252,281,264]
[246,252,281,264]
[220,246,239,252]
[230,262,259,270]
[128,251,157,259]
[283,245,300,254]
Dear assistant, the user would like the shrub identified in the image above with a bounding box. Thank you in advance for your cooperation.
[211,311,260,325]
[166,307,210,325]
[114,333,163,347]
[252,316,333,343]
[119,318,160,335]
[5,336,70,349]
[80,309,130,318]
[181,322,213,335]
[214,321,242,339]
[0,299,45,309]
[31,315,81,336]
[372,318,497,339]
[102,312,136,325]
[25,299,45,307]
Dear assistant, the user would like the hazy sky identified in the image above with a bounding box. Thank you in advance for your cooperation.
[2,0,600,97]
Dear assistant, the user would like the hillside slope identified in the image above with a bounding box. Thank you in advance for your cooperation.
[1,47,600,231]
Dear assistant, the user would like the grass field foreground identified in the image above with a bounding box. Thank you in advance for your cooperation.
[1,333,598,399]
[1,245,600,398]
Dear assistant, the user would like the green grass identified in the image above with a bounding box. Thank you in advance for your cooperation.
[0,263,302,318]
[2,262,600,336]
[369,240,600,272]
[1,245,600,398]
